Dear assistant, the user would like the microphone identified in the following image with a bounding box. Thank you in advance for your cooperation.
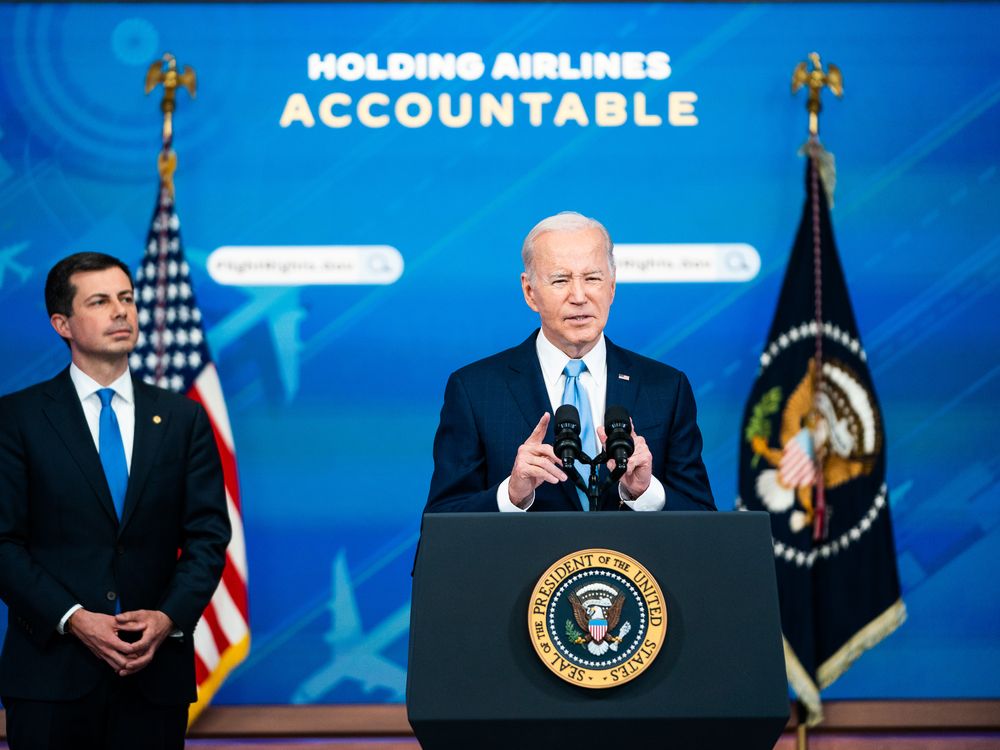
[604,405,634,471]
[553,404,583,469]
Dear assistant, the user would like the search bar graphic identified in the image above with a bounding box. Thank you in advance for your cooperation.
[207,245,404,286]
[613,243,760,283]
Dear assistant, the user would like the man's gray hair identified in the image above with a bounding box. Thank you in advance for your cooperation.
[521,211,615,280]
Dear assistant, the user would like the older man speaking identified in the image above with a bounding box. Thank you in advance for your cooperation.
[425,212,715,514]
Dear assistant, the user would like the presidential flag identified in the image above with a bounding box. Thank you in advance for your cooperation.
[130,179,250,723]
[737,146,906,725]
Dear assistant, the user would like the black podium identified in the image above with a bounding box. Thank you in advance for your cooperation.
[406,512,788,749]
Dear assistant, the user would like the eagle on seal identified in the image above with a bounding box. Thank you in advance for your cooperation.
[568,591,628,656]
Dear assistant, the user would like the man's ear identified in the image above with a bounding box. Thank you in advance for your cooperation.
[50,313,71,340]
[521,272,539,313]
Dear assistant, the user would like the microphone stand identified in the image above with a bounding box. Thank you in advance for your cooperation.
[565,450,628,512]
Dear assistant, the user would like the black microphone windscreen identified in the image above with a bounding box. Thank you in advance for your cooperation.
[604,404,634,468]
[604,404,630,430]
[555,404,581,432]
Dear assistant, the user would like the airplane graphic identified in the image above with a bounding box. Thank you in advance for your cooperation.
[173,247,303,402]
[207,286,305,402]
[0,242,31,289]
[291,550,410,703]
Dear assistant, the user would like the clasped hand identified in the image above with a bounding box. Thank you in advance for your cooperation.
[67,608,175,677]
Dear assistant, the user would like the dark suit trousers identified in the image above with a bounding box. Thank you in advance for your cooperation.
[3,673,187,750]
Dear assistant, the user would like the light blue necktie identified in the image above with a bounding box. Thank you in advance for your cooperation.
[562,360,596,511]
[97,388,128,520]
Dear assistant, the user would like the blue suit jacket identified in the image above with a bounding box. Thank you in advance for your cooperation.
[425,331,715,513]
[0,367,230,705]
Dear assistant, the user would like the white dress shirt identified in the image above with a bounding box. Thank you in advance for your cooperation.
[58,365,136,634]
[497,331,666,512]
[70,364,136,470]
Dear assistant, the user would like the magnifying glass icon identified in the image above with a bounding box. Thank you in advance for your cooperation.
[368,253,391,274]
[724,251,750,272]
[361,246,404,283]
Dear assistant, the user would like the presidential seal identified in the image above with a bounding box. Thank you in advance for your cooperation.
[528,548,666,688]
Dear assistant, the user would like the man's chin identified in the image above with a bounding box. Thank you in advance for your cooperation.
[552,329,602,355]
[567,324,600,342]
[106,334,138,350]
[102,342,137,358]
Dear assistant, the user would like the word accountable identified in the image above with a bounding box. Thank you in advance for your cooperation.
[280,91,698,129]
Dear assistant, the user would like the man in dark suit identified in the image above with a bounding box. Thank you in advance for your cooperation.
[426,212,715,514]
[0,252,230,749]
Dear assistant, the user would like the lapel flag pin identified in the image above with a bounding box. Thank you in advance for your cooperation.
[153,415,162,424]
[618,374,630,381]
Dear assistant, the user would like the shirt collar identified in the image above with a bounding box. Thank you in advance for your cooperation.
[69,363,134,405]
[535,330,607,388]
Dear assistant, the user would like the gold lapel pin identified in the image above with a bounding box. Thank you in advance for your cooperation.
[153,415,162,424]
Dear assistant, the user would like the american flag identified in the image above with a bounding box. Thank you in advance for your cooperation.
[778,428,817,488]
[130,183,250,723]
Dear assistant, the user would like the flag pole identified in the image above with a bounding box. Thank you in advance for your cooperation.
[144,52,197,198]
[796,699,810,750]
[143,54,196,386]
[136,53,251,728]
[791,52,843,543]
[789,54,846,745]
[138,53,250,727]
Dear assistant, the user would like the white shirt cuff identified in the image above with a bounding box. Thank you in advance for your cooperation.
[497,476,534,512]
[620,476,666,511]
[58,603,83,635]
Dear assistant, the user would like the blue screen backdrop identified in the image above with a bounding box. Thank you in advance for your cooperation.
[0,2,997,704]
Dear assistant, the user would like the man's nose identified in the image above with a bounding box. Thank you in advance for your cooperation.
[568,277,587,302]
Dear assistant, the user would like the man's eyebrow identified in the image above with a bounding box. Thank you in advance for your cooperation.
[547,268,605,279]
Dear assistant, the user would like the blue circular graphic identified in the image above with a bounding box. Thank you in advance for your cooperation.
[111,18,159,67]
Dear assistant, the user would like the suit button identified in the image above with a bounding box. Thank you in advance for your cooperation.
[106,591,117,601]
[116,545,125,555]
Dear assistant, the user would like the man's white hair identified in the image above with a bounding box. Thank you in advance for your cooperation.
[521,211,615,280]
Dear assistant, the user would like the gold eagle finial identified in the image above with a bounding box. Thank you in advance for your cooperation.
[144,53,196,197]
[792,52,842,137]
